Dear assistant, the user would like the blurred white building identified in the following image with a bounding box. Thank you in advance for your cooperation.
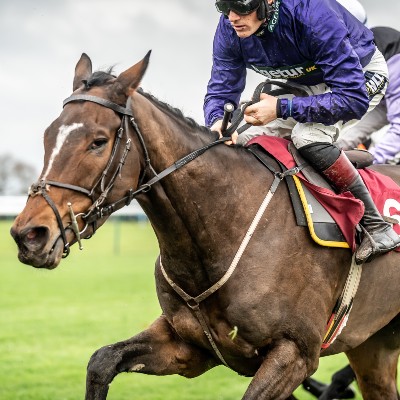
[0,196,146,220]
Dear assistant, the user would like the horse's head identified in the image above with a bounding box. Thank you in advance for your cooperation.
[11,52,151,269]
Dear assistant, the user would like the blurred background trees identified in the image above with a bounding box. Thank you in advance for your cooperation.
[0,154,37,195]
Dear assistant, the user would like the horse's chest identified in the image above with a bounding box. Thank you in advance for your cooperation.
[166,304,259,361]
[168,306,209,344]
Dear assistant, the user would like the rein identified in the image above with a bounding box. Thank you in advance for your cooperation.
[29,94,230,257]
[29,79,307,257]
[223,78,309,137]
[29,82,308,364]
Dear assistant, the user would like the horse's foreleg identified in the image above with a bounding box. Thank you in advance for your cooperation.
[242,339,314,400]
[85,315,218,400]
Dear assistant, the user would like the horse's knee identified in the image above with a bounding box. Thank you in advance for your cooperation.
[87,346,119,385]
[87,318,217,381]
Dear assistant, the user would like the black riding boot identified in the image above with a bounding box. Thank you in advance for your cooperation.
[299,143,400,264]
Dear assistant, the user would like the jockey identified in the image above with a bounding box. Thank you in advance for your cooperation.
[337,25,400,164]
[204,0,400,264]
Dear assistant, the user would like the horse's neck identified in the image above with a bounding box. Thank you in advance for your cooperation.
[130,93,209,169]
[130,93,276,291]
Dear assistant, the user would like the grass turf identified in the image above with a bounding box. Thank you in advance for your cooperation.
[1,219,393,399]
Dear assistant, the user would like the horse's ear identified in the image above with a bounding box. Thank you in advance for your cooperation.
[73,53,93,91]
[115,51,151,96]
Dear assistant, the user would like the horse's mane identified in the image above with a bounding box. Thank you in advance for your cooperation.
[84,68,213,137]
[137,88,212,136]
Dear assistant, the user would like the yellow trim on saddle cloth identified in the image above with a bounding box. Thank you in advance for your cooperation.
[292,175,350,249]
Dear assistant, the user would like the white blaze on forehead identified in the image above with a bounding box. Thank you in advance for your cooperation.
[42,123,84,180]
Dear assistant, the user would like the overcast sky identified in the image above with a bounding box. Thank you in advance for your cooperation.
[1,0,400,176]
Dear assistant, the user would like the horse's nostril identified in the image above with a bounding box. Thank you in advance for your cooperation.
[23,227,49,249]
[26,229,38,240]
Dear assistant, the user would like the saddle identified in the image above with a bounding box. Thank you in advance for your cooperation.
[288,142,374,189]
[245,135,400,252]
[231,79,400,252]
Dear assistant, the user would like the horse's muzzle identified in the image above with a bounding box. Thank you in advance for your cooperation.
[10,223,65,269]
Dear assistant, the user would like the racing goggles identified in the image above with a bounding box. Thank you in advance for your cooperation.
[215,0,261,16]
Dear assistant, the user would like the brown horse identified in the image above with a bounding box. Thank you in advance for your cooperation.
[10,53,400,400]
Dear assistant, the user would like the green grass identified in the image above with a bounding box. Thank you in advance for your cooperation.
[0,220,389,399]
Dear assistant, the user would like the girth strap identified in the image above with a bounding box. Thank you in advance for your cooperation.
[322,255,363,349]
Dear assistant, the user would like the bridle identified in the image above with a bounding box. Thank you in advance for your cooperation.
[28,93,229,258]
[27,85,306,366]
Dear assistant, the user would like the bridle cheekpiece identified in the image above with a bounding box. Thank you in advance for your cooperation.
[29,94,229,258]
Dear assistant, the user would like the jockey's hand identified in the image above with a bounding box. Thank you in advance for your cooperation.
[210,119,238,145]
[244,93,278,126]
[210,119,224,136]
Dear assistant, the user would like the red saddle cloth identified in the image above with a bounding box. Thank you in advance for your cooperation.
[247,136,400,252]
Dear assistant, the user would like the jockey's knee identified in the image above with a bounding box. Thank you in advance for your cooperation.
[291,122,337,149]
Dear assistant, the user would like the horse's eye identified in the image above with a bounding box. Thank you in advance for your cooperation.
[90,138,108,150]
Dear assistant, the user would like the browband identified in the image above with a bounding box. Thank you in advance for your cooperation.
[63,94,134,116]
